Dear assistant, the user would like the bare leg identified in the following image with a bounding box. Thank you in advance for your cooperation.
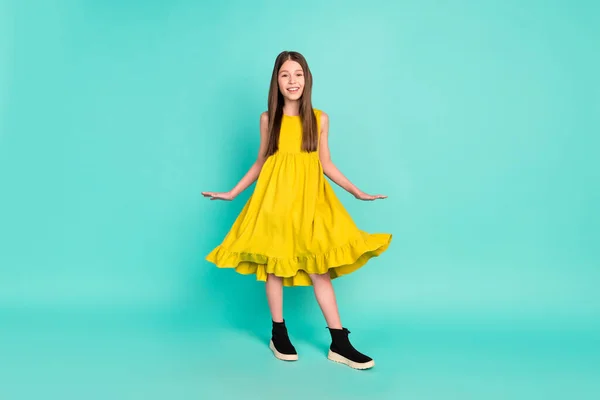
[266,274,297,360]
[310,273,373,369]
[309,272,342,329]
[266,273,284,322]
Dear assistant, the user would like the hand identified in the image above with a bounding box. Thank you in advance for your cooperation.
[354,191,387,201]
[202,191,235,201]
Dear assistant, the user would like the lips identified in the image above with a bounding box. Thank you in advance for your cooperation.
[287,87,300,93]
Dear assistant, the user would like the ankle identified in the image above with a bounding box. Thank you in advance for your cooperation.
[272,320,289,336]
[272,320,286,331]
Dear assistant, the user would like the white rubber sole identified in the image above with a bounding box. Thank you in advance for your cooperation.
[269,340,298,361]
[328,350,375,370]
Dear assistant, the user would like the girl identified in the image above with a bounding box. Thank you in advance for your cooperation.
[202,51,391,370]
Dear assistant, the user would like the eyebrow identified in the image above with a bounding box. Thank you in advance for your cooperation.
[279,69,303,73]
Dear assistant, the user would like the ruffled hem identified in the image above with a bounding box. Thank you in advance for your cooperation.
[205,232,392,287]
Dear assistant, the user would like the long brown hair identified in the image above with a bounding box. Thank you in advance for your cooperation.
[264,51,318,157]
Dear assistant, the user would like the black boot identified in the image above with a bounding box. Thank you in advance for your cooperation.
[269,320,298,361]
[327,327,374,370]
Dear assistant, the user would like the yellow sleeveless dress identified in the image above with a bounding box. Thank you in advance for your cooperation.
[206,109,392,287]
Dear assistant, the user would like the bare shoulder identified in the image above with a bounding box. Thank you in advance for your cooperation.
[260,111,269,124]
[318,110,329,130]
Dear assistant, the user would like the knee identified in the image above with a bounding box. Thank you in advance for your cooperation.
[309,272,331,284]
[266,274,282,282]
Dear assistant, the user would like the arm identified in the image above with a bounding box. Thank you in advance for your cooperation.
[202,112,270,201]
[318,112,386,201]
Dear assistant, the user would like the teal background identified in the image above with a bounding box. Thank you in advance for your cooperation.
[1,0,599,399]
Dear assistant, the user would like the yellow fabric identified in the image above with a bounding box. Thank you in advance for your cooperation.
[206,109,392,286]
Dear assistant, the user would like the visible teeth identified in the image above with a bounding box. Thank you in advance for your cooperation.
[288,88,298,91]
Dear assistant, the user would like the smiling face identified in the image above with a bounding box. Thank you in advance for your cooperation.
[278,60,305,102]
[265,51,317,156]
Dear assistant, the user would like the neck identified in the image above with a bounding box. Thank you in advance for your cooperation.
[282,100,301,116]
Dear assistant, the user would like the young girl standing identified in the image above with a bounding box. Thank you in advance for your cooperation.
[202,51,391,370]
